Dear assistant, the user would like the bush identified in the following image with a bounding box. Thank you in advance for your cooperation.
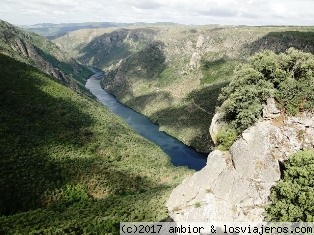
[219,48,314,133]
[216,126,237,151]
[266,150,314,222]
[62,184,89,205]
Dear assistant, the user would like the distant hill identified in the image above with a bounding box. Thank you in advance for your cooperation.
[22,22,132,39]
[22,22,179,39]
[0,19,92,90]
[54,24,314,152]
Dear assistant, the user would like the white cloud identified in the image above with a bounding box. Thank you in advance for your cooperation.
[0,0,313,26]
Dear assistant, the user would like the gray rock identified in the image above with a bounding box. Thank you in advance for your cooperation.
[209,112,225,145]
[189,52,201,68]
[262,98,280,119]
[196,35,205,48]
[167,111,314,222]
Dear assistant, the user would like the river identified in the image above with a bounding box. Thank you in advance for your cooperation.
[85,72,207,170]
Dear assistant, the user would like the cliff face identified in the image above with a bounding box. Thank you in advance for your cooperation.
[167,99,314,222]
[0,20,91,89]
[9,37,71,85]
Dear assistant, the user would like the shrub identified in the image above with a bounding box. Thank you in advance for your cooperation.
[216,126,237,151]
[194,202,202,208]
[62,184,89,205]
[266,150,314,222]
[219,48,314,133]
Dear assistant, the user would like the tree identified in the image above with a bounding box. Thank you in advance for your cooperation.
[266,150,314,222]
[218,48,314,133]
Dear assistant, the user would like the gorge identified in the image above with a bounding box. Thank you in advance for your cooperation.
[1,18,314,233]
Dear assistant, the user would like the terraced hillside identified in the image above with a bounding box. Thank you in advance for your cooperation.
[0,53,190,234]
[54,25,314,152]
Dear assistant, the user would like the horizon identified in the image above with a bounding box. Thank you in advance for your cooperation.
[20,21,314,28]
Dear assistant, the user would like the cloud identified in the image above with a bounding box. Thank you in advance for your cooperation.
[0,0,313,26]
[198,8,237,17]
[30,0,77,8]
[131,0,162,9]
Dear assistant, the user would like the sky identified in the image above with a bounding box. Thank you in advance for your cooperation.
[0,0,313,26]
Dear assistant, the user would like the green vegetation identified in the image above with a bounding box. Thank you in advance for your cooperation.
[200,58,239,84]
[216,126,237,151]
[103,39,227,152]
[79,28,155,70]
[266,150,314,222]
[219,48,314,134]
[0,54,190,234]
[0,20,92,87]
[36,47,92,87]
[194,202,201,208]
[249,30,314,55]
[110,41,166,82]
[158,66,178,86]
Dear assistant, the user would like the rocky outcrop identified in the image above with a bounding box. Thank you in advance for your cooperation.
[167,98,314,222]
[262,98,281,119]
[189,52,201,69]
[209,112,225,145]
[11,38,69,83]
[0,20,90,91]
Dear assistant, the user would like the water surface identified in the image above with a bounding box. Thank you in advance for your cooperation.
[85,73,207,170]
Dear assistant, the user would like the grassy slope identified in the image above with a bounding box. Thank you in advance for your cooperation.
[0,54,190,234]
[54,25,314,152]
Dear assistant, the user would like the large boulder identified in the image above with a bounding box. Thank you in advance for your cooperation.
[209,112,225,145]
[167,111,314,222]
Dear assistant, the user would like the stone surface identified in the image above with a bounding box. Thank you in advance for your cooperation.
[167,111,314,222]
[262,98,280,119]
[189,52,201,68]
[196,35,205,48]
[209,112,225,145]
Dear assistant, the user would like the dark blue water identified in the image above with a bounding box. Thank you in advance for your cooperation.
[85,72,207,170]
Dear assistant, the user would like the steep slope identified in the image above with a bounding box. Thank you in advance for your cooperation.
[54,25,314,152]
[0,54,190,234]
[54,27,157,70]
[0,20,92,90]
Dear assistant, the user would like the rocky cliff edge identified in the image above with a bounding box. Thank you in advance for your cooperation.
[167,98,314,222]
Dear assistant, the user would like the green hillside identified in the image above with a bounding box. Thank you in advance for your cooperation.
[0,54,190,234]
